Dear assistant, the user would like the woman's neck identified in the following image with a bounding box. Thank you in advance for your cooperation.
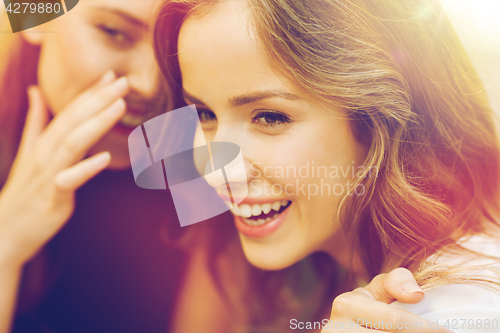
[320,232,370,281]
[321,231,404,284]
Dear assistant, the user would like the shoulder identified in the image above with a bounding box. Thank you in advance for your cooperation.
[392,284,500,332]
[392,283,500,315]
[392,234,500,332]
[458,233,500,258]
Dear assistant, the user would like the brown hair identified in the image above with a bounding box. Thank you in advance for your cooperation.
[155,0,500,279]
[154,2,500,328]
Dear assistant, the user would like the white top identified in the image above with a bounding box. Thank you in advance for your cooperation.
[392,234,500,333]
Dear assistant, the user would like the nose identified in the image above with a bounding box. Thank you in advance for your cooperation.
[124,43,160,99]
[201,144,251,201]
[198,124,254,200]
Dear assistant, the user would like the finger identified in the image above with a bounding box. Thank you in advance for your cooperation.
[341,291,451,333]
[366,268,424,304]
[63,70,116,106]
[39,76,129,155]
[18,86,49,154]
[54,151,111,192]
[94,70,116,89]
[50,98,126,170]
[43,76,128,142]
[60,75,128,124]
[321,321,375,333]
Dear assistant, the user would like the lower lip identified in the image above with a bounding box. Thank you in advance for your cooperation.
[233,204,291,238]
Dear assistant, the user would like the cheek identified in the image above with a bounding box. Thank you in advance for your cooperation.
[193,126,209,174]
[37,20,122,114]
[193,126,206,148]
[266,121,364,216]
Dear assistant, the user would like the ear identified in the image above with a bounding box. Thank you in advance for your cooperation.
[21,26,44,45]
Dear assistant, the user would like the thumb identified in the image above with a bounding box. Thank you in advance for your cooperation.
[365,267,425,304]
[19,86,49,153]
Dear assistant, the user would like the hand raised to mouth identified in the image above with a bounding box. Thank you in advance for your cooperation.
[129,105,248,227]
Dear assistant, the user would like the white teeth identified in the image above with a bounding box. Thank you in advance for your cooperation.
[231,205,241,216]
[251,204,262,216]
[261,203,272,214]
[242,213,280,226]
[265,214,279,223]
[243,218,257,226]
[240,204,252,218]
[230,200,291,226]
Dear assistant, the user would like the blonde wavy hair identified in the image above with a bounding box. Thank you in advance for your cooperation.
[154,0,500,292]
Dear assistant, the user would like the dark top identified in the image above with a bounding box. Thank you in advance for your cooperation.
[13,169,187,333]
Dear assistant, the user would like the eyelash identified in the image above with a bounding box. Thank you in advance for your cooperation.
[252,111,291,128]
[99,25,132,44]
[197,108,217,123]
[197,108,291,129]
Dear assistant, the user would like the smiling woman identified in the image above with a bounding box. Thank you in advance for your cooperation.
[155,0,500,331]
[1,0,164,175]
[0,1,183,332]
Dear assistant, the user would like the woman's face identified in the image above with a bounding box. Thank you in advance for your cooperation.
[22,0,163,169]
[178,0,369,270]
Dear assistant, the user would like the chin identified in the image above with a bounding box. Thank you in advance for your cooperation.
[239,235,306,271]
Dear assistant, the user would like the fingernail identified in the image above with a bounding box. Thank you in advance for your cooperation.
[113,76,129,94]
[94,152,111,168]
[100,70,116,84]
[402,282,424,294]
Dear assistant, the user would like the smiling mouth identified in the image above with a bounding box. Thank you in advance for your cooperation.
[228,200,291,226]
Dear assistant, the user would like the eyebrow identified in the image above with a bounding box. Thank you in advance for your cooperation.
[93,7,149,30]
[183,89,302,107]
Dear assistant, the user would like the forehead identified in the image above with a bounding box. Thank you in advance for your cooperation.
[178,1,292,99]
[84,0,162,20]
[179,1,254,58]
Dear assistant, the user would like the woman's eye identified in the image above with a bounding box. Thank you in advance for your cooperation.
[252,111,291,128]
[99,25,131,44]
[197,109,217,123]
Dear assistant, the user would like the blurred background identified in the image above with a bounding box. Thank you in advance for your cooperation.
[1,0,498,114]
[0,1,498,332]
[441,0,500,117]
